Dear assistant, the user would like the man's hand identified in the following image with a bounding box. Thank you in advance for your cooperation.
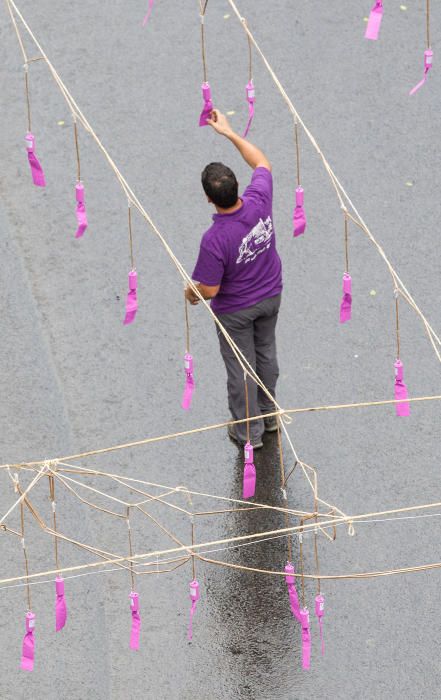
[185,285,200,305]
[207,109,233,137]
[185,283,220,305]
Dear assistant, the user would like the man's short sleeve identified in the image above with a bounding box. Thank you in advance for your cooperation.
[192,243,224,286]
[242,166,273,207]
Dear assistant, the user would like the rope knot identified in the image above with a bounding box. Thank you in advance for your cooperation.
[281,411,292,425]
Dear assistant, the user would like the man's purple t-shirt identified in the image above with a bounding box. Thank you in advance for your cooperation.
[192,167,283,314]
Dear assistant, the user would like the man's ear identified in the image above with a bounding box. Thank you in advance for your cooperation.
[207,196,212,204]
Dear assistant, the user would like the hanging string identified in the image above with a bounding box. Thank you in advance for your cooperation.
[276,421,292,562]
[49,475,60,571]
[395,292,401,359]
[344,212,349,273]
[244,372,251,444]
[199,0,209,83]
[246,20,252,82]
[313,520,321,596]
[73,115,81,182]
[24,66,31,132]
[294,118,301,187]
[184,293,191,354]
[127,507,135,591]
[128,201,134,270]
[426,0,431,49]
[191,517,196,580]
[5,0,31,132]
[19,500,31,610]
[299,519,305,608]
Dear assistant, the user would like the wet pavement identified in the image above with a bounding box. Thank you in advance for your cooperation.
[0,1,441,698]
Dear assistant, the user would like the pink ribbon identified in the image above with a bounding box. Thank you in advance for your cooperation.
[142,0,154,26]
[242,442,256,499]
[181,353,195,410]
[339,273,352,323]
[55,577,67,632]
[25,133,45,187]
[21,612,36,672]
[199,82,213,127]
[293,186,307,237]
[123,270,138,325]
[75,182,88,238]
[187,580,200,641]
[243,80,255,138]
[129,591,141,650]
[364,1,383,41]
[299,608,311,670]
[410,49,434,95]
[315,594,325,656]
[284,562,301,622]
[394,359,410,416]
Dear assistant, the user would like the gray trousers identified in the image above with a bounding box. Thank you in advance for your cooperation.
[216,294,281,443]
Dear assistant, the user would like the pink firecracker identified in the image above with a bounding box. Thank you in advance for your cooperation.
[55,576,67,632]
[21,611,36,672]
[365,1,383,41]
[75,182,88,238]
[299,607,311,670]
[187,579,200,641]
[293,187,307,237]
[315,594,325,656]
[123,270,138,325]
[142,0,154,26]
[181,353,195,410]
[243,80,255,138]
[284,562,301,622]
[394,359,410,416]
[129,591,141,650]
[25,133,45,187]
[199,82,213,127]
[410,49,434,95]
[242,441,256,499]
[339,272,352,324]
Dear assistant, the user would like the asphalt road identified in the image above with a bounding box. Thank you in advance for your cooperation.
[0,1,440,699]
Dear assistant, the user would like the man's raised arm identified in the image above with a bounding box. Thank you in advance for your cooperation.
[207,109,272,172]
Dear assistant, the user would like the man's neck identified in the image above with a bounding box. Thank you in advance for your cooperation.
[214,198,243,215]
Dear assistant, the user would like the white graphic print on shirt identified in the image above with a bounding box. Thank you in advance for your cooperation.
[236,216,273,265]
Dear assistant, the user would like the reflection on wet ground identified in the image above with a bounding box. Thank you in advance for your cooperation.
[207,434,307,698]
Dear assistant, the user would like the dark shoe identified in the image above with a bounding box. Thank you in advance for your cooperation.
[263,415,278,432]
[227,423,264,449]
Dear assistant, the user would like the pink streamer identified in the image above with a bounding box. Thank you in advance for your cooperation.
[199,82,213,127]
[315,594,325,656]
[75,182,88,238]
[293,187,307,237]
[339,273,352,323]
[123,270,138,325]
[364,1,383,41]
[142,0,154,26]
[299,608,311,670]
[242,442,256,499]
[129,591,141,650]
[55,577,67,632]
[187,580,200,641]
[25,133,45,187]
[409,49,433,95]
[181,353,195,410]
[21,612,36,672]
[394,359,410,416]
[284,562,301,622]
[242,80,255,138]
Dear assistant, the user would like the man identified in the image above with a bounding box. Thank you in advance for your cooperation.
[186,109,282,449]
